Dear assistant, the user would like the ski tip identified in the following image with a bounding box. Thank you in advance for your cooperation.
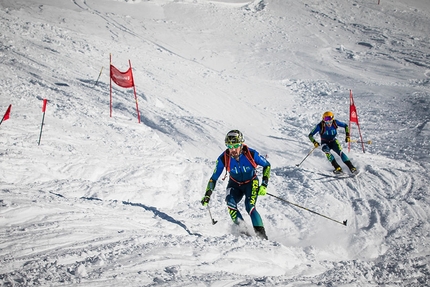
[343,220,348,226]
[351,169,361,177]
[333,168,344,175]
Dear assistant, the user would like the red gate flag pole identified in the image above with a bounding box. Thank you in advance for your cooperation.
[0,104,12,126]
[109,54,113,118]
[38,99,48,146]
[128,59,141,123]
[349,90,365,153]
[109,55,140,123]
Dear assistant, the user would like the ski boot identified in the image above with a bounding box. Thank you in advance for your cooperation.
[331,160,343,174]
[254,226,268,240]
[345,161,357,174]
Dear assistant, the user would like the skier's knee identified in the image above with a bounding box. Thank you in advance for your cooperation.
[246,205,256,215]
[322,145,330,153]
[226,195,237,209]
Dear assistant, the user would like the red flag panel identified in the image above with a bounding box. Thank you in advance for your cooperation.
[110,65,134,88]
[3,104,11,121]
[350,104,359,124]
[42,99,48,112]
[349,91,359,124]
[348,90,365,153]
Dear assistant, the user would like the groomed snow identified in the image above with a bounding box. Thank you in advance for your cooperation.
[0,0,429,286]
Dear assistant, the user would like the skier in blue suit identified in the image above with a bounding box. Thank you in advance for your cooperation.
[308,111,357,174]
[201,130,271,239]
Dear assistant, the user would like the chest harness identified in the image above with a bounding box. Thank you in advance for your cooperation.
[319,120,338,143]
[221,144,257,185]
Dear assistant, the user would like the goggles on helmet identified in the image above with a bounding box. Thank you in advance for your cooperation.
[323,116,333,121]
[226,143,242,149]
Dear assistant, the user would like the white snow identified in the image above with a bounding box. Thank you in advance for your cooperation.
[0,0,429,286]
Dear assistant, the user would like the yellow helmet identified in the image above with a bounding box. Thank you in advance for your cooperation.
[322,111,334,121]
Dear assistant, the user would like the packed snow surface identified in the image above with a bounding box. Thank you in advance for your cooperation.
[0,0,429,286]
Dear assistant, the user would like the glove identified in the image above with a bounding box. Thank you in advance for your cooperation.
[258,185,267,196]
[313,141,320,148]
[345,136,351,143]
[258,179,268,196]
[201,189,212,206]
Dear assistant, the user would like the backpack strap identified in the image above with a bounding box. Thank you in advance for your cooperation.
[222,149,230,171]
[318,121,325,135]
[319,120,338,135]
[221,149,230,180]
[242,145,257,168]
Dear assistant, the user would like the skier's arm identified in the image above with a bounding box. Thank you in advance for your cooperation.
[345,125,350,142]
[335,120,350,141]
[207,156,225,191]
[261,165,271,187]
[201,156,226,206]
[308,124,321,146]
[253,151,271,196]
[253,150,271,186]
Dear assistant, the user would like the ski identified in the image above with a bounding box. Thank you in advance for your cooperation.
[297,166,362,179]
[332,169,361,178]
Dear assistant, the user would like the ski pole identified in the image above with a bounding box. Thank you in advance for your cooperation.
[295,146,317,167]
[94,66,103,87]
[267,193,347,226]
[207,205,218,225]
[351,140,372,144]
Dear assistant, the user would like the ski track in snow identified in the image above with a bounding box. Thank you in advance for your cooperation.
[0,0,429,286]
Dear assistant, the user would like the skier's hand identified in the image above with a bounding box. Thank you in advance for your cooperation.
[313,141,320,148]
[258,185,267,196]
[201,196,210,206]
[345,136,350,143]
[201,189,212,206]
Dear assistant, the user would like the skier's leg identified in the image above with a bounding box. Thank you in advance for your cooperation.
[225,186,244,223]
[322,144,341,172]
[244,180,267,239]
[332,140,356,172]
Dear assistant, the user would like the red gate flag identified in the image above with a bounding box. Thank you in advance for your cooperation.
[349,98,359,124]
[42,99,48,112]
[3,104,11,121]
[349,90,365,153]
[0,104,12,126]
[38,99,48,145]
[110,65,134,88]
[109,54,140,123]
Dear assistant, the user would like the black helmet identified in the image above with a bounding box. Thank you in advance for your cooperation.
[225,130,244,146]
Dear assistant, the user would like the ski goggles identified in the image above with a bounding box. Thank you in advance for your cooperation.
[226,143,242,149]
[323,116,333,121]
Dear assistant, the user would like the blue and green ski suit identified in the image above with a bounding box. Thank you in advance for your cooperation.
[206,145,271,227]
[308,119,351,163]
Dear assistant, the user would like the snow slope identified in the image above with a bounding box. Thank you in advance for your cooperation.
[0,0,429,285]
